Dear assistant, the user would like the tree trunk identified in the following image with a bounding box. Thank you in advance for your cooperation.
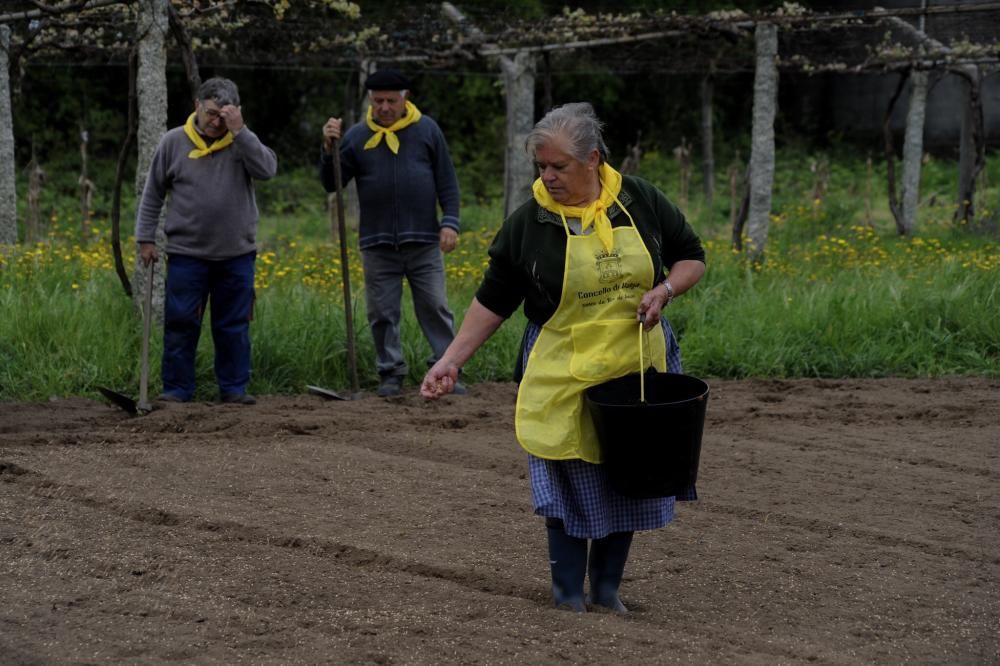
[167,1,201,101]
[134,0,169,319]
[956,67,983,225]
[883,72,907,232]
[700,72,715,217]
[732,162,750,251]
[440,2,534,218]
[500,51,536,219]
[79,125,94,241]
[619,131,642,175]
[900,70,928,235]
[542,51,553,113]
[0,25,16,246]
[674,137,690,211]
[879,16,984,228]
[349,60,376,231]
[746,22,778,263]
[864,153,874,227]
[26,143,43,244]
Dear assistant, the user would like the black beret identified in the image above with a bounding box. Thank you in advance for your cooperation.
[364,69,411,91]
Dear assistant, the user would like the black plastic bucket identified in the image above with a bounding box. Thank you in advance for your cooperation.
[585,371,709,499]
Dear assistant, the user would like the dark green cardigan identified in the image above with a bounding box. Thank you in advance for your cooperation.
[476,175,706,326]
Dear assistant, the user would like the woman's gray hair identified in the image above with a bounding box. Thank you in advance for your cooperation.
[525,102,609,163]
[196,77,240,107]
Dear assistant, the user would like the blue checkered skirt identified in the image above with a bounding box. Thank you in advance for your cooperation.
[522,318,696,539]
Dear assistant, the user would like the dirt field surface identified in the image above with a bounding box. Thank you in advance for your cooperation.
[2,377,998,665]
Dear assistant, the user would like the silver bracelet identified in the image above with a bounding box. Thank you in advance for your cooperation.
[662,279,674,306]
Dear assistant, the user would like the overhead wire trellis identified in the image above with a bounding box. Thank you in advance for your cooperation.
[1,1,998,77]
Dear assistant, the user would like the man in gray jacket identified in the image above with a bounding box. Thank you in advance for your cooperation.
[320,69,463,397]
[136,77,277,405]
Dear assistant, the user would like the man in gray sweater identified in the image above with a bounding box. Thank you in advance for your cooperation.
[136,77,277,405]
[320,69,463,397]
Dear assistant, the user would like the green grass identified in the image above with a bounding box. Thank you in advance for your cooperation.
[676,258,999,378]
[1,149,998,401]
[0,270,140,398]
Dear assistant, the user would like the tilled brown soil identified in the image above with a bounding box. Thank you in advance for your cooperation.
[1,377,998,665]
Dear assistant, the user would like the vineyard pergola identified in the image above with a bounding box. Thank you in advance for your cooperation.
[1,0,998,277]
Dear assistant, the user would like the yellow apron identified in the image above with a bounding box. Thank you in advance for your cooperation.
[515,214,667,463]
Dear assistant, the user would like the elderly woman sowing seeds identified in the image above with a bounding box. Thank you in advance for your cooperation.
[421,102,706,612]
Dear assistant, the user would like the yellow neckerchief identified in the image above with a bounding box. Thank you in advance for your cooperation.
[532,162,633,252]
[184,113,234,159]
[364,100,422,154]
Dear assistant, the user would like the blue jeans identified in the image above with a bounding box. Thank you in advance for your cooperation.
[162,252,255,400]
[361,243,455,378]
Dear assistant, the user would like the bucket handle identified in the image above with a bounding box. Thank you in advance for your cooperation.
[638,316,646,403]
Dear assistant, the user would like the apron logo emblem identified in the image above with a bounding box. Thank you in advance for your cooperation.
[594,248,622,283]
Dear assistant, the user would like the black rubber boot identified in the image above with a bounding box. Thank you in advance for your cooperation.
[588,531,634,612]
[546,523,588,612]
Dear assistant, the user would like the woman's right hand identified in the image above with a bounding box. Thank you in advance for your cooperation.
[419,298,505,399]
[420,360,459,400]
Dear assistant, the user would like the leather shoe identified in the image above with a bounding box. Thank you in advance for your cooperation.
[376,375,403,398]
[452,381,468,395]
[220,393,257,405]
[377,376,403,397]
[157,393,187,403]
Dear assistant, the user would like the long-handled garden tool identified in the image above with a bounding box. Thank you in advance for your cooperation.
[98,261,154,415]
[309,136,361,401]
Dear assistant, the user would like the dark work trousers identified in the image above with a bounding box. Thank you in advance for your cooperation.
[162,252,255,400]
[361,242,455,379]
